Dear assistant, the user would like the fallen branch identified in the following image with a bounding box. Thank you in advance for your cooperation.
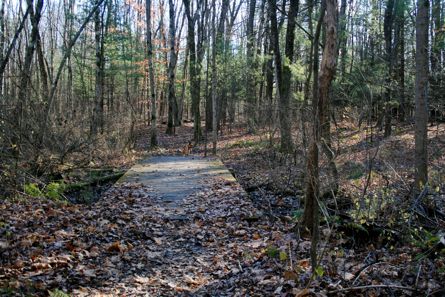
[65,172,125,191]
[329,284,419,294]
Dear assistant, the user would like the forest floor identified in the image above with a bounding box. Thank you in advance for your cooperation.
[1,121,444,296]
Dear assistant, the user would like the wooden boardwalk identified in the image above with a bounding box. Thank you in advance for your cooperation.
[117,155,237,204]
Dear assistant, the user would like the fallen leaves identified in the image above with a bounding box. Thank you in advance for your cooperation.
[1,121,444,296]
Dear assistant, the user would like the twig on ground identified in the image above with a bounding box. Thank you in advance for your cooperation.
[352,261,385,286]
[329,284,419,294]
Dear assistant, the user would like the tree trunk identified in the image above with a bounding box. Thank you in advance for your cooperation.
[338,0,347,78]
[303,0,337,270]
[246,0,257,132]
[146,0,158,146]
[268,0,290,151]
[184,0,202,142]
[17,0,43,146]
[166,0,179,135]
[211,0,217,154]
[414,0,429,194]
[383,0,395,137]
[92,0,105,135]
[214,0,229,134]
[303,0,325,231]
[279,0,299,152]
[430,0,442,109]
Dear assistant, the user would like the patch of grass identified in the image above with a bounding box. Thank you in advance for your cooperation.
[24,182,66,201]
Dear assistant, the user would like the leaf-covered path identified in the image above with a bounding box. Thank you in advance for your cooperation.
[2,123,444,296]
[1,154,283,296]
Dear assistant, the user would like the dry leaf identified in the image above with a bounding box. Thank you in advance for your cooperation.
[108,241,124,253]
[343,272,355,281]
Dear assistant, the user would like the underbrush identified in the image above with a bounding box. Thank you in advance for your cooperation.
[0,117,141,201]
[219,121,445,273]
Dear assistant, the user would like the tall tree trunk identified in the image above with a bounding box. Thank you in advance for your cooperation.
[246,0,257,132]
[146,0,158,146]
[211,0,217,154]
[279,0,299,152]
[338,0,347,78]
[395,1,406,121]
[36,33,49,102]
[265,15,274,128]
[306,0,337,272]
[268,0,286,149]
[303,0,325,230]
[166,0,179,135]
[414,0,429,194]
[214,0,229,134]
[430,0,442,110]
[383,0,395,137]
[184,0,202,142]
[92,0,105,135]
[17,0,43,147]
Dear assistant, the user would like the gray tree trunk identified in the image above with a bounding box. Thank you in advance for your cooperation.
[414,0,429,193]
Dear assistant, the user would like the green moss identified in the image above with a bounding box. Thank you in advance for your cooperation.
[266,245,280,258]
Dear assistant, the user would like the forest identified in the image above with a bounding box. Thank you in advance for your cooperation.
[0,0,444,295]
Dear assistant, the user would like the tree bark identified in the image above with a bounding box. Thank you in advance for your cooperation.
[166,0,179,135]
[211,0,217,154]
[414,0,429,194]
[279,0,299,152]
[303,0,337,270]
[246,0,257,132]
[338,0,347,78]
[17,0,43,144]
[268,0,290,151]
[146,0,158,146]
[92,0,105,135]
[184,0,203,142]
[383,0,395,137]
